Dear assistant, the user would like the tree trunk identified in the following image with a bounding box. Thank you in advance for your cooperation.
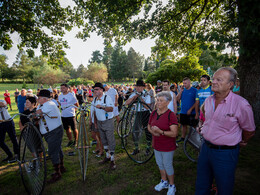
[238,0,260,126]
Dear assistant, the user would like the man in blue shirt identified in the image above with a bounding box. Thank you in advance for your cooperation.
[17,89,27,113]
[196,75,213,108]
[176,77,198,142]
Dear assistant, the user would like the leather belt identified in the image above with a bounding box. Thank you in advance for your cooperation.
[204,140,238,150]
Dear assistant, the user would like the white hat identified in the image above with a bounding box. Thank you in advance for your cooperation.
[28,89,33,92]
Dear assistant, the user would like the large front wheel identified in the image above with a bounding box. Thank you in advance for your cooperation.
[121,101,154,164]
[19,123,47,195]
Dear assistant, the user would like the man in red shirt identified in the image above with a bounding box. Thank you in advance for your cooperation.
[4,90,12,111]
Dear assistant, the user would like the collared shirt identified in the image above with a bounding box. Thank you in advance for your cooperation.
[0,107,11,121]
[93,94,114,121]
[202,91,255,146]
[37,101,62,135]
[196,85,214,107]
[129,90,151,111]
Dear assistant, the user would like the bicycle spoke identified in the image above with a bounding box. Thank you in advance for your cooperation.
[121,101,154,164]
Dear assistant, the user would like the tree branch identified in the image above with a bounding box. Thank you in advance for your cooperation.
[181,0,209,42]
[203,0,222,30]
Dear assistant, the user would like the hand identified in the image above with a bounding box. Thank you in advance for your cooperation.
[239,140,247,148]
[94,123,97,129]
[95,104,102,109]
[151,126,160,133]
[115,102,118,107]
[195,113,199,119]
[187,109,192,115]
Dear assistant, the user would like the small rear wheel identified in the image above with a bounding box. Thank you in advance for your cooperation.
[183,126,202,162]
[77,112,90,181]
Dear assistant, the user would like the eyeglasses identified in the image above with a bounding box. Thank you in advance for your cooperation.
[94,88,100,91]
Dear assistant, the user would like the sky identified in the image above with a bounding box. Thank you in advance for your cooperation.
[0,29,156,69]
[0,0,156,69]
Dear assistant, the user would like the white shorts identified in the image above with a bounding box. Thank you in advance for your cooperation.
[113,106,119,117]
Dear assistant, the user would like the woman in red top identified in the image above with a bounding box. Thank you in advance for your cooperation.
[148,91,178,195]
[4,90,12,110]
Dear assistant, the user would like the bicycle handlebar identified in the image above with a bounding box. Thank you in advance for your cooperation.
[0,112,58,123]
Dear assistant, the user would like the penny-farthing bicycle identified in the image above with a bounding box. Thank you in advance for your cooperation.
[0,113,56,195]
[120,97,153,164]
[76,103,91,181]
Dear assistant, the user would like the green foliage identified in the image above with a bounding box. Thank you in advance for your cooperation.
[82,62,108,83]
[0,0,73,63]
[199,48,238,72]
[89,50,103,64]
[110,43,128,80]
[146,55,206,85]
[67,78,94,86]
[22,80,27,89]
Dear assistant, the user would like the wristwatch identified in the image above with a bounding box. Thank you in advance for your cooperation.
[162,131,165,135]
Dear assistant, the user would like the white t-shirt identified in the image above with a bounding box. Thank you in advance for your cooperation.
[105,88,118,103]
[129,90,151,111]
[168,91,175,113]
[58,93,78,117]
[93,95,114,121]
[37,101,62,135]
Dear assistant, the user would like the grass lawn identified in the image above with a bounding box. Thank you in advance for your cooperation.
[0,83,259,195]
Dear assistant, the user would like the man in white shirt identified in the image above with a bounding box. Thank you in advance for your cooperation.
[0,100,19,162]
[125,79,152,155]
[58,83,79,147]
[162,80,177,113]
[104,84,120,123]
[36,89,65,183]
[92,83,116,170]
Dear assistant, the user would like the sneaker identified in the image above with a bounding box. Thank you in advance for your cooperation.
[110,161,116,170]
[176,137,184,143]
[154,179,169,191]
[66,141,74,147]
[167,184,176,195]
[131,149,140,155]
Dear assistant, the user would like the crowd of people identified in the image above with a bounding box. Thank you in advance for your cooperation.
[0,67,255,195]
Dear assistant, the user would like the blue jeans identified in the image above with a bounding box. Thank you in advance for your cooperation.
[195,141,240,195]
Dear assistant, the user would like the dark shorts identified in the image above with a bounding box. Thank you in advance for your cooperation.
[62,117,77,131]
[180,114,199,127]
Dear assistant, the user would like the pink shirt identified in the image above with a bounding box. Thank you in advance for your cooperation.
[202,91,255,146]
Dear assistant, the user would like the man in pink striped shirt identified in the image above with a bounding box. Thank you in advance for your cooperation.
[195,67,255,195]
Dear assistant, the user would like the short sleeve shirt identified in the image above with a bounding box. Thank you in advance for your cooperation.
[93,95,114,121]
[196,85,214,107]
[129,90,151,111]
[105,88,118,103]
[148,109,178,151]
[37,101,62,134]
[180,87,197,114]
[58,93,78,117]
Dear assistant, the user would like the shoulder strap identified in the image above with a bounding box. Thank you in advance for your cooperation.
[104,95,107,104]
